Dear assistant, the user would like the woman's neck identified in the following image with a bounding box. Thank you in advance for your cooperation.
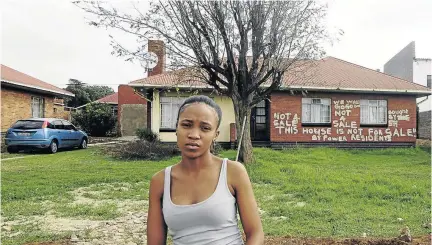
[180,151,214,173]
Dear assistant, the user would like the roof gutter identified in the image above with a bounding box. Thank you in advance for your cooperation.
[129,83,431,96]
[268,85,432,96]
[1,79,75,97]
[128,83,216,90]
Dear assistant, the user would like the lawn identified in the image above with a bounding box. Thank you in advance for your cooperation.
[1,146,430,244]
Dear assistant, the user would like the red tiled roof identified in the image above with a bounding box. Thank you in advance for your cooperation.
[1,64,74,97]
[129,57,431,95]
[96,92,118,104]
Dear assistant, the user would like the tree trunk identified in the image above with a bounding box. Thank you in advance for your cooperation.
[232,98,254,164]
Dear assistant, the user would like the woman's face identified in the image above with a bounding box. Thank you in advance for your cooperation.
[176,103,219,159]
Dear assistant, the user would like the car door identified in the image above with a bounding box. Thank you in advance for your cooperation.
[62,120,80,146]
[52,120,68,148]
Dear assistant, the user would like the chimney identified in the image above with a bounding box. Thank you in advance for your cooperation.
[147,40,165,77]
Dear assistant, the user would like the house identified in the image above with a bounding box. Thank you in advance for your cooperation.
[1,64,74,132]
[384,41,432,139]
[384,41,431,112]
[76,92,119,117]
[117,41,431,148]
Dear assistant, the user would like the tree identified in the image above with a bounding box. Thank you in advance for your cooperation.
[72,103,116,137]
[64,78,114,107]
[75,1,335,163]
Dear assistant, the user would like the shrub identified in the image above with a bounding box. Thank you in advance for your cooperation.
[211,141,223,155]
[136,128,159,142]
[107,140,180,160]
[72,103,116,137]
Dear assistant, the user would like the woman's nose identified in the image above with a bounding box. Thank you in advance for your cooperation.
[188,129,200,139]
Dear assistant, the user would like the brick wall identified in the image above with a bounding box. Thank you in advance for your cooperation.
[117,85,148,136]
[418,110,431,139]
[270,92,417,144]
[1,87,63,132]
[1,88,32,131]
[147,40,165,76]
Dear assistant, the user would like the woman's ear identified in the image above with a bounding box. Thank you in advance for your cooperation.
[215,130,220,139]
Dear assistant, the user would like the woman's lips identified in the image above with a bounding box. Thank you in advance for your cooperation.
[185,143,200,150]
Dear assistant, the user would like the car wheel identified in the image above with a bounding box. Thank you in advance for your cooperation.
[48,140,58,154]
[7,146,19,154]
[79,138,88,149]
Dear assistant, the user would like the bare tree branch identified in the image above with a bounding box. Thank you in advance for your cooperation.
[74,0,335,163]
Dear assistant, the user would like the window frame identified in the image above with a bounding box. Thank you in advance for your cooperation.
[62,120,75,130]
[159,96,187,132]
[301,98,332,126]
[112,105,118,117]
[31,96,44,118]
[360,99,388,127]
[52,120,65,130]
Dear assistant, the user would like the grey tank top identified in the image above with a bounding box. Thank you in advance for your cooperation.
[162,158,244,245]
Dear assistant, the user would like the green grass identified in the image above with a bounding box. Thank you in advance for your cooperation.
[245,147,431,238]
[54,203,120,220]
[1,146,430,244]
[1,152,27,159]
[1,223,71,245]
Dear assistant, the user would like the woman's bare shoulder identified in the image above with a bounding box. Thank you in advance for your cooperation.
[226,159,247,174]
[226,159,249,187]
[149,169,166,195]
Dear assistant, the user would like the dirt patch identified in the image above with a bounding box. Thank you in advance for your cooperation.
[24,241,72,245]
[4,183,148,245]
[416,139,431,148]
[264,235,431,245]
[88,137,118,144]
[13,182,430,245]
[24,235,431,245]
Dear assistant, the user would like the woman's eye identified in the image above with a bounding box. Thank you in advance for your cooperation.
[202,127,211,131]
[181,123,191,127]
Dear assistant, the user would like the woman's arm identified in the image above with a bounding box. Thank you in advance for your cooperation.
[228,161,264,245]
[147,171,168,245]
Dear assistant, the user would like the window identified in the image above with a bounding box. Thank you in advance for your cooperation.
[302,98,331,124]
[112,106,118,117]
[31,96,44,118]
[62,120,75,130]
[255,100,266,124]
[427,75,431,88]
[47,122,55,129]
[12,120,44,129]
[52,120,64,130]
[160,97,186,129]
[360,100,387,125]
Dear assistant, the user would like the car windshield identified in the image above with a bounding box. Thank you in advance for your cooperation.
[11,120,44,130]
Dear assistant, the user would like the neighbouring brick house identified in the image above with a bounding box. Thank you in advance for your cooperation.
[76,92,119,117]
[1,64,74,132]
[117,41,431,148]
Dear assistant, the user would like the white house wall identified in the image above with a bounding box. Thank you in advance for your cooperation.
[413,59,432,112]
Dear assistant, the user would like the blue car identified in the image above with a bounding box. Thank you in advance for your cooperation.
[5,118,88,154]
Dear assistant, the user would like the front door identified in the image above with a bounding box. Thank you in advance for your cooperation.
[251,100,269,141]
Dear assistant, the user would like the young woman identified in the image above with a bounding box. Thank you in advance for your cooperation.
[147,95,264,245]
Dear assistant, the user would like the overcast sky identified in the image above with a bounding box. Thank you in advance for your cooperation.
[2,0,431,92]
